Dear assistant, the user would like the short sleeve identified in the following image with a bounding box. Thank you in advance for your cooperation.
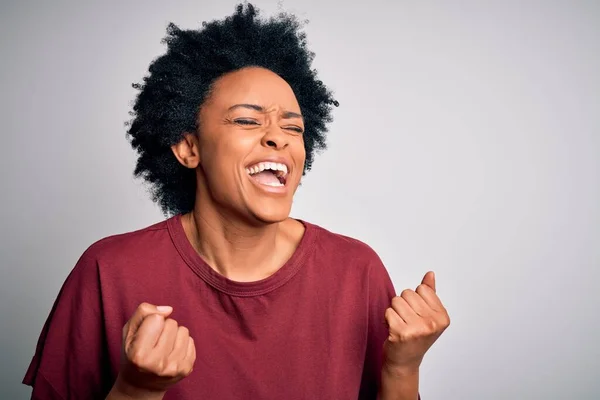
[358,255,397,399]
[23,247,113,399]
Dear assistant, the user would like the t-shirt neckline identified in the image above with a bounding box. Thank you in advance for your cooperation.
[167,214,317,297]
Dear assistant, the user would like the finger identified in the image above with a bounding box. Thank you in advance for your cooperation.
[125,303,173,338]
[186,337,196,371]
[154,318,179,354]
[421,271,436,293]
[178,337,196,376]
[415,283,444,311]
[127,313,167,353]
[178,333,196,376]
[169,326,190,361]
[187,337,196,362]
[385,307,406,340]
[400,289,433,317]
[390,296,420,324]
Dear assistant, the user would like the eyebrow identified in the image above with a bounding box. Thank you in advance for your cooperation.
[227,104,303,120]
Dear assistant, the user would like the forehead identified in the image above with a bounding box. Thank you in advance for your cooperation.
[207,67,300,112]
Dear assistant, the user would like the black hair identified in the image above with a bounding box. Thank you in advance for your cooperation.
[126,3,338,216]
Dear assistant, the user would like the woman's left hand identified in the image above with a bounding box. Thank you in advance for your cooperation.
[383,271,450,374]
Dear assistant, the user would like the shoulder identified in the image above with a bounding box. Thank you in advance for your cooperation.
[304,221,387,272]
[303,220,397,303]
[81,218,171,265]
[306,221,380,259]
[60,218,174,295]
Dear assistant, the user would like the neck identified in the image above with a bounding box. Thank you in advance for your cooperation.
[183,201,284,282]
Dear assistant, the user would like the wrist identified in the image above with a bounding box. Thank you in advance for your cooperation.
[382,362,420,379]
[379,363,420,400]
[110,375,167,400]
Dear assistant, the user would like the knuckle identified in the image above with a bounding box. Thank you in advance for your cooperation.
[179,326,190,337]
[443,313,451,327]
[425,318,438,332]
[387,334,400,343]
[162,361,180,377]
[384,307,394,319]
[184,359,194,374]
[386,319,399,333]
[155,359,166,374]
[147,313,164,324]
[165,318,179,329]
[401,289,414,298]
[398,328,414,341]
[130,351,148,367]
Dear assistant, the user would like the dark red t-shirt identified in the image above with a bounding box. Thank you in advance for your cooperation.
[23,215,397,399]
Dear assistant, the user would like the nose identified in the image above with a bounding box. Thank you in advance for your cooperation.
[261,126,289,150]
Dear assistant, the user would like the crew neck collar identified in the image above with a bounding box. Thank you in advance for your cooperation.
[167,214,317,297]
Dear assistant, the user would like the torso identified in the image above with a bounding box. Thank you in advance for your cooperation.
[24,215,395,400]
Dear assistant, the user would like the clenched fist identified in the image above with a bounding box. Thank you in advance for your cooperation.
[109,303,196,399]
[383,271,450,373]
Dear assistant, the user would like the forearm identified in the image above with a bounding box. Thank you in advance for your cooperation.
[377,365,420,400]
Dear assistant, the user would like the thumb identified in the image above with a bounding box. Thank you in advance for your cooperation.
[127,303,173,335]
[421,271,436,292]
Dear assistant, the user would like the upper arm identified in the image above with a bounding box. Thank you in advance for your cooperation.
[358,254,397,399]
[23,248,113,399]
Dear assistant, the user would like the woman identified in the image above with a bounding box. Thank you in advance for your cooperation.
[23,4,449,399]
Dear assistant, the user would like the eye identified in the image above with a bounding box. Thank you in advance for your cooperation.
[234,118,260,126]
[284,126,304,134]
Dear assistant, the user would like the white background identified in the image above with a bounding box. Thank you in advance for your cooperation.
[1,0,599,398]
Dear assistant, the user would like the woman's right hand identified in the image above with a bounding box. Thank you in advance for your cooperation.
[108,303,196,400]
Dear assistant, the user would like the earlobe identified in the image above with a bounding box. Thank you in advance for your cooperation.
[171,133,201,169]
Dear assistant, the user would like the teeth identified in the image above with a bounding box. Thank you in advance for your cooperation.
[245,162,288,177]
[263,181,284,187]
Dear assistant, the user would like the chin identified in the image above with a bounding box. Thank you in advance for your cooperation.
[248,202,293,225]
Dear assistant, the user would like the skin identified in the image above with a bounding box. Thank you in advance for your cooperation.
[107,304,195,400]
[107,67,450,400]
[174,67,307,282]
[380,271,451,400]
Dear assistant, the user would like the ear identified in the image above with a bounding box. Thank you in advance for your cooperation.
[171,133,201,169]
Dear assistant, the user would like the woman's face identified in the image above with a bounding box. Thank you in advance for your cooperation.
[187,67,306,224]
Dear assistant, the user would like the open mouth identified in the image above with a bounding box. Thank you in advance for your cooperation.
[245,161,288,187]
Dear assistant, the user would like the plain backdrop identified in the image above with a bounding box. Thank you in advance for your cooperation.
[1,0,599,399]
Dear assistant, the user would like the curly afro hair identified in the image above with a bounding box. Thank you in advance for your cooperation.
[126,3,338,216]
